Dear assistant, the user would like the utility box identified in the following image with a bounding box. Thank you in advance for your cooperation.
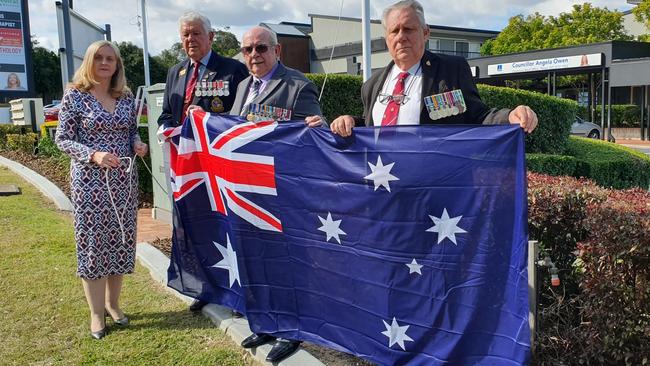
[145,84,172,224]
[10,98,44,130]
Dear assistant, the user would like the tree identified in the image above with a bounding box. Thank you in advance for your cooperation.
[632,0,650,41]
[156,42,184,70]
[212,29,240,57]
[116,41,167,91]
[481,3,633,55]
[31,37,62,102]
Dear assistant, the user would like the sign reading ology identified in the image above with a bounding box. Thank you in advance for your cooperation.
[488,53,603,76]
[0,0,29,93]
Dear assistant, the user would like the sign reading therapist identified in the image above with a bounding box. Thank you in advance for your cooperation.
[488,53,603,76]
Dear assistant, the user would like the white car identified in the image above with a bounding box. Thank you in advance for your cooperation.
[571,116,602,139]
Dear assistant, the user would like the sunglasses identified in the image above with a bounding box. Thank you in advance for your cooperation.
[241,44,270,55]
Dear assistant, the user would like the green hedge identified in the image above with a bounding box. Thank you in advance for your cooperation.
[478,84,576,154]
[304,74,575,155]
[527,136,650,189]
[568,136,650,189]
[578,104,641,128]
[0,125,25,149]
[305,74,363,123]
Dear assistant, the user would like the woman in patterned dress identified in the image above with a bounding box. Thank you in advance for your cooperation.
[55,40,148,339]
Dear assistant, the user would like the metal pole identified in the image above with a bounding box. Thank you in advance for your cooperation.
[607,83,613,142]
[140,0,151,87]
[61,0,75,82]
[601,68,606,140]
[105,24,111,41]
[552,72,556,96]
[361,0,371,82]
[547,73,551,95]
[641,87,646,141]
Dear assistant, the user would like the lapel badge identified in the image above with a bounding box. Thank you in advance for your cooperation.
[179,68,187,76]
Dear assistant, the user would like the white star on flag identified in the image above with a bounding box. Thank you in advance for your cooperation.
[211,235,241,287]
[364,155,399,192]
[318,212,347,244]
[426,208,467,245]
[406,259,423,275]
[381,317,414,350]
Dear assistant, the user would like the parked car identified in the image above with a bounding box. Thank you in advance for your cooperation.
[43,102,61,122]
[571,116,602,139]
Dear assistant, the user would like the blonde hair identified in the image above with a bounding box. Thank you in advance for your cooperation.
[70,40,130,98]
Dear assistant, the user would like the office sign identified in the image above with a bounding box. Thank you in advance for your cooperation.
[0,0,33,96]
[488,53,603,76]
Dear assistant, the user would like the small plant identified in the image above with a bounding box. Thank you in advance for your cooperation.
[6,133,37,154]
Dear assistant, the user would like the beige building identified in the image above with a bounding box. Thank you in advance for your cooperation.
[243,14,498,75]
[623,0,649,39]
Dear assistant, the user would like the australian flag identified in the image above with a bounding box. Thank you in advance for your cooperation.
[165,111,530,365]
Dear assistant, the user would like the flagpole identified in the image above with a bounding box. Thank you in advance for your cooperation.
[361,0,371,81]
[140,0,151,87]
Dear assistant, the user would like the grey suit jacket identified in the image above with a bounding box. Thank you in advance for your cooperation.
[230,63,322,119]
[358,51,510,126]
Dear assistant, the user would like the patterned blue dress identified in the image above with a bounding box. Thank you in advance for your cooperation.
[55,88,140,280]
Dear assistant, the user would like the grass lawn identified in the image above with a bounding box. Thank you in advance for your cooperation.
[0,167,255,366]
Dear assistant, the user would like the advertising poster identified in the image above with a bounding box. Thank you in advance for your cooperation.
[0,0,30,93]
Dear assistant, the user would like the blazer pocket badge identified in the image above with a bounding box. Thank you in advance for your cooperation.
[210,97,224,113]
[424,89,466,120]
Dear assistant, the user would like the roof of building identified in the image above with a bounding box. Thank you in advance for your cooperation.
[261,23,309,37]
[308,13,499,36]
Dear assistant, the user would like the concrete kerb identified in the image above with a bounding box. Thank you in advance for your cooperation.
[136,242,325,366]
[0,155,73,212]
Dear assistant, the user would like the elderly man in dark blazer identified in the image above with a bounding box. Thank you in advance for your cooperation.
[231,26,321,363]
[158,11,248,131]
[157,11,248,313]
[328,0,538,136]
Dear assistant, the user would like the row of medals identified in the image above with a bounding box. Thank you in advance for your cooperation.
[427,90,466,120]
[195,81,230,97]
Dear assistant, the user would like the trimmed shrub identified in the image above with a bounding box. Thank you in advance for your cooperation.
[574,188,650,365]
[526,153,579,177]
[528,173,650,365]
[6,133,37,154]
[478,84,577,154]
[136,126,152,196]
[568,136,650,190]
[578,104,641,128]
[0,125,24,149]
[305,74,364,123]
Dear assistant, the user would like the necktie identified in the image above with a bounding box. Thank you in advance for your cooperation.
[381,71,409,126]
[181,62,200,123]
[241,79,262,116]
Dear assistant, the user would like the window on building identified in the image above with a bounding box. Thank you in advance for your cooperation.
[455,41,469,58]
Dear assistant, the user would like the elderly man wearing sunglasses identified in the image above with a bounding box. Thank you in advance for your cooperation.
[230,26,322,127]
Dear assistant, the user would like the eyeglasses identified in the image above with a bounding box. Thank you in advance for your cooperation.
[241,44,270,55]
[378,93,410,105]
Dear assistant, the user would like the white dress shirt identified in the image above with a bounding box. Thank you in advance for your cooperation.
[371,62,423,126]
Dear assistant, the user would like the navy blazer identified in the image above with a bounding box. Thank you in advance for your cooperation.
[158,52,248,129]
[358,51,510,126]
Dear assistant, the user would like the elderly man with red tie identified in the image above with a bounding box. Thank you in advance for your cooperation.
[157,11,248,312]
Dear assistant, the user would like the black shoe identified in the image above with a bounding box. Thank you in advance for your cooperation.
[90,327,107,340]
[266,339,301,363]
[105,310,129,326]
[189,299,208,312]
[241,333,276,348]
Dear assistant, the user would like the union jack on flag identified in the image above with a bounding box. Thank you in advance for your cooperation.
[166,113,531,366]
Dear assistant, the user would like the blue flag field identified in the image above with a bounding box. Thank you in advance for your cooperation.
[165,112,530,365]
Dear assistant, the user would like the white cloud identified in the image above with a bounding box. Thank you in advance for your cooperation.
[29,0,634,55]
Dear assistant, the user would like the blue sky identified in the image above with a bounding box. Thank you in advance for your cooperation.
[28,0,635,55]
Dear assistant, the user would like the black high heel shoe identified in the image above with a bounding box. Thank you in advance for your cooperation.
[90,327,107,340]
[105,310,129,326]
